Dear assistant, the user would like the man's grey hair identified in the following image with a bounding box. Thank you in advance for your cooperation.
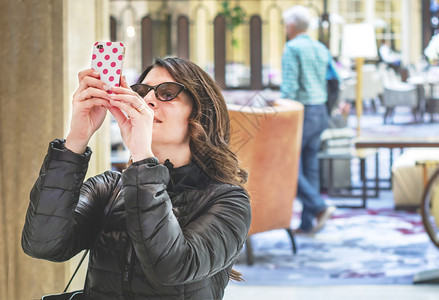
[282,5,311,32]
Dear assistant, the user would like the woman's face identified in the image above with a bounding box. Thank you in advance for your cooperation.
[141,67,193,148]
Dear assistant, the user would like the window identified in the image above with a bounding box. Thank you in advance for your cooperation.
[337,0,402,52]
[375,0,402,51]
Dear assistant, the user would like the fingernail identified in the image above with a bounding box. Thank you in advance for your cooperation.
[93,71,100,76]
[103,85,109,91]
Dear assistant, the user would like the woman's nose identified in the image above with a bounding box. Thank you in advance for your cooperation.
[144,90,158,108]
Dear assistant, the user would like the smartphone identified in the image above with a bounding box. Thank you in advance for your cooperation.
[91,41,125,88]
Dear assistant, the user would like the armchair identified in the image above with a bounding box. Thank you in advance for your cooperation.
[227,99,304,265]
[337,64,383,113]
[380,66,419,123]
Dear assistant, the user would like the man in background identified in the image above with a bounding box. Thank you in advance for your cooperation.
[281,5,337,234]
[379,40,401,71]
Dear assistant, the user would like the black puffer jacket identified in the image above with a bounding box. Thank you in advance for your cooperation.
[22,139,251,299]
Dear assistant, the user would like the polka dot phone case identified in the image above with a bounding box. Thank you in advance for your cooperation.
[91,41,125,88]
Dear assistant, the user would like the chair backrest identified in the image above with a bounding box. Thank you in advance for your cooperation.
[362,64,383,98]
[338,78,356,103]
[228,99,304,235]
[380,66,404,88]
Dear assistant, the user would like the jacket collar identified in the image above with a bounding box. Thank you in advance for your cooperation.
[164,158,211,196]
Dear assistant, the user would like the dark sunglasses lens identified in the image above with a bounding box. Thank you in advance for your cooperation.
[157,83,183,101]
[132,84,149,98]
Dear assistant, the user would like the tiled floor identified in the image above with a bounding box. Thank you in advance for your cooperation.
[224,284,439,300]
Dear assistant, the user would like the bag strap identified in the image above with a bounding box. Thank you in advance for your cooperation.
[63,180,122,293]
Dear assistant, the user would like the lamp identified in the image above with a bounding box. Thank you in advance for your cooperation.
[341,23,377,135]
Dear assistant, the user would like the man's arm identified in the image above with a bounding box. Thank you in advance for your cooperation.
[281,45,299,100]
[326,50,340,80]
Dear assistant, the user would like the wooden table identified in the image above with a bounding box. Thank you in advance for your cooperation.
[354,136,439,149]
[111,156,129,172]
[354,136,439,189]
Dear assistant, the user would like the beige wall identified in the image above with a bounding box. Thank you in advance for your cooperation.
[0,0,110,299]
[64,0,112,292]
[409,0,422,64]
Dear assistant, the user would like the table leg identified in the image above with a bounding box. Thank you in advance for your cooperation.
[417,85,425,121]
[389,148,393,179]
[360,157,366,208]
[374,152,379,197]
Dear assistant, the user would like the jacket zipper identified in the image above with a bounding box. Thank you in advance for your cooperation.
[122,239,134,297]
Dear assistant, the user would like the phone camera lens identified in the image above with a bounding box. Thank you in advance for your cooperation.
[97,45,103,49]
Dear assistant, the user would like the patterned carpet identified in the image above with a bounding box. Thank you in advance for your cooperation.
[232,110,439,286]
[233,193,439,285]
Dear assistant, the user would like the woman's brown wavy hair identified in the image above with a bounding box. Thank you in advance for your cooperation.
[136,58,248,282]
[136,57,248,188]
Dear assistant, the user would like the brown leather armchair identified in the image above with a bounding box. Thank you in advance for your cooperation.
[228,99,304,265]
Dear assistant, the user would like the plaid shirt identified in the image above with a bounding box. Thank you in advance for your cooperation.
[281,34,337,105]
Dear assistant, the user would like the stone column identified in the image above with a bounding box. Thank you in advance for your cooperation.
[0,0,110,299]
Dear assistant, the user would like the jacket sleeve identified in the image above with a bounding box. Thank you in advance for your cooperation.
[122,159,251,285]
[21,139,116,262]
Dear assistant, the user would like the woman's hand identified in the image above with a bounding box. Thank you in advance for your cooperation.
[65,69,112,154]
[108,77,155,162]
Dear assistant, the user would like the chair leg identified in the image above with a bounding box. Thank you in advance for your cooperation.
[245,237,254,265]
[412,107,419,123]
[383,108,390,124]
[371,97,378,114]
[285,228,297,254]
[384,107,395,124]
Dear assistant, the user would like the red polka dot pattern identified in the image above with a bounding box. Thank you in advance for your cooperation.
[90,42,125,88]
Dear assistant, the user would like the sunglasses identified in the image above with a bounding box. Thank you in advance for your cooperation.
[130,82,186,101]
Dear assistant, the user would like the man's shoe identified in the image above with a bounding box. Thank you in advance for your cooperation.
[312,205,336,233]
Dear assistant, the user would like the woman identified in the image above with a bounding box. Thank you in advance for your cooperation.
[22,57,251,299]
